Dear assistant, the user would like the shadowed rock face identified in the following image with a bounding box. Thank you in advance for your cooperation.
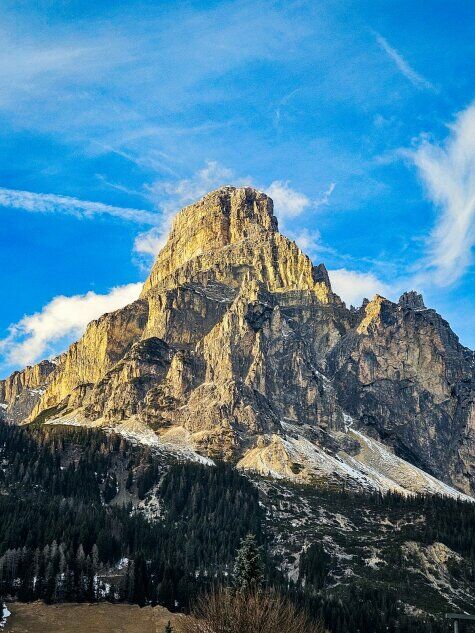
[0,360,57,423]
[327,295,474,493]
[1,186,473,496]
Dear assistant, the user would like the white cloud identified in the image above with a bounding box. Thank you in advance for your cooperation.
[375,33,434,91]
[328,268,392,306]
[315,182,336,207]
[154,161,241,207]
[134,227,167,258]
[0,283,142,368]
[266,181,311,221]
[412,103,475,286]
[288,228,331,261]
[0,186,160,225]
[266,180,335,224]
[291,228,322,254]
[273,88,302,129]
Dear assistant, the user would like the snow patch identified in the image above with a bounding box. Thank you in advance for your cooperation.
[348,429,473,501]
[0,604,11,629]
[239,428,473,500]
[28,387,45,396]
[116,557,129,570]
[112,419,215,466]
[45,414,92,427]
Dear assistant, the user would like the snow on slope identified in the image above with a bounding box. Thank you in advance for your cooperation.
[111,418,215,466]
[0,604,10,630]
[47,414,214,466]
[45,412,471,500]
[342,429,473,500]
[236,429,472,500]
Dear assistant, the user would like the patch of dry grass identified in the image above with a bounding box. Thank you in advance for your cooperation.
[4,602,187,633]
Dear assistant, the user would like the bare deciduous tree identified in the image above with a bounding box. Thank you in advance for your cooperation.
[181,587,325,633]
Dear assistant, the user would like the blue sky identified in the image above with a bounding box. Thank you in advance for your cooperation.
[0,0,474,376]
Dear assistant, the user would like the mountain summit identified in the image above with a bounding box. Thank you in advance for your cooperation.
[1,187,474,497]
[141,186,332,301]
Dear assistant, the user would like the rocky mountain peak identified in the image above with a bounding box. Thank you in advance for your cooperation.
[1,186,473,499]
[141,187,278,295]
[399,291,426,311]
[170,186,278,243]
[141,186,332,301]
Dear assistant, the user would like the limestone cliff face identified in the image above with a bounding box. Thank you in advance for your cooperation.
[0,360,57,423]
[141,187,331,301]
[32,299,149,416]
[2,186,473,496]
[327,293,475,493]
[0,360,56,404]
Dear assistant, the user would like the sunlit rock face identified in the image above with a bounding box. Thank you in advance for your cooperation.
[141,186,333,301]
[1,186,473,497]
[0,360,56,423]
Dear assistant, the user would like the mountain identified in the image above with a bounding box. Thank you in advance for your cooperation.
[1,185,474,497]
[1,187,475,630]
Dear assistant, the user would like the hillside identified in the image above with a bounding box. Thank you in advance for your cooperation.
[1,422,475,632]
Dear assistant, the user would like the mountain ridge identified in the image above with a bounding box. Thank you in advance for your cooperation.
[1,185,473,497]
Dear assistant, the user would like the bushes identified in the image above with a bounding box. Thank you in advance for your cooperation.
[182,588,325,633]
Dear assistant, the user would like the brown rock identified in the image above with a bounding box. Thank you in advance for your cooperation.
[2,186,473,496]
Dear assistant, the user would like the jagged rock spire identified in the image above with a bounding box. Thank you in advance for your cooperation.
[141,187,277,294]
[140,186,332,302]
[398,291,426,310]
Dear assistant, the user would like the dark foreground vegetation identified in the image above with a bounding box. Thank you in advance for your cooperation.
[0,420,474,632]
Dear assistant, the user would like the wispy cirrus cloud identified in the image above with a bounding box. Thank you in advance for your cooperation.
[273,88,302,130]
[375,33,434,91]
[0,2,307,146]
[411,102,475,286]
[149,161,240,207]
[0,283,142,369]
[327,103,475,304]
[0,186,160,225]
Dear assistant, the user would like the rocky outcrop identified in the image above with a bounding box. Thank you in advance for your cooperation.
[0,360,57,423]
[2,186,473,496]
[0,360,56,404]
[327,295,475,493]
[141,187,332,301]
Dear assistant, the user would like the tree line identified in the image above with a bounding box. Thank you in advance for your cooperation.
[1,420,473,632]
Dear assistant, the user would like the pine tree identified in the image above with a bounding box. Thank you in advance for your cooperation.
[164,621,173,633]
[233,533,263,592]
[0,595,5,624]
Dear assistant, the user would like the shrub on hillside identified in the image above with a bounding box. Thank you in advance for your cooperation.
[181,587,325,633]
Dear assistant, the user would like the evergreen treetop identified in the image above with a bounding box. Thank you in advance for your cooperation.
[233,533,263,593]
